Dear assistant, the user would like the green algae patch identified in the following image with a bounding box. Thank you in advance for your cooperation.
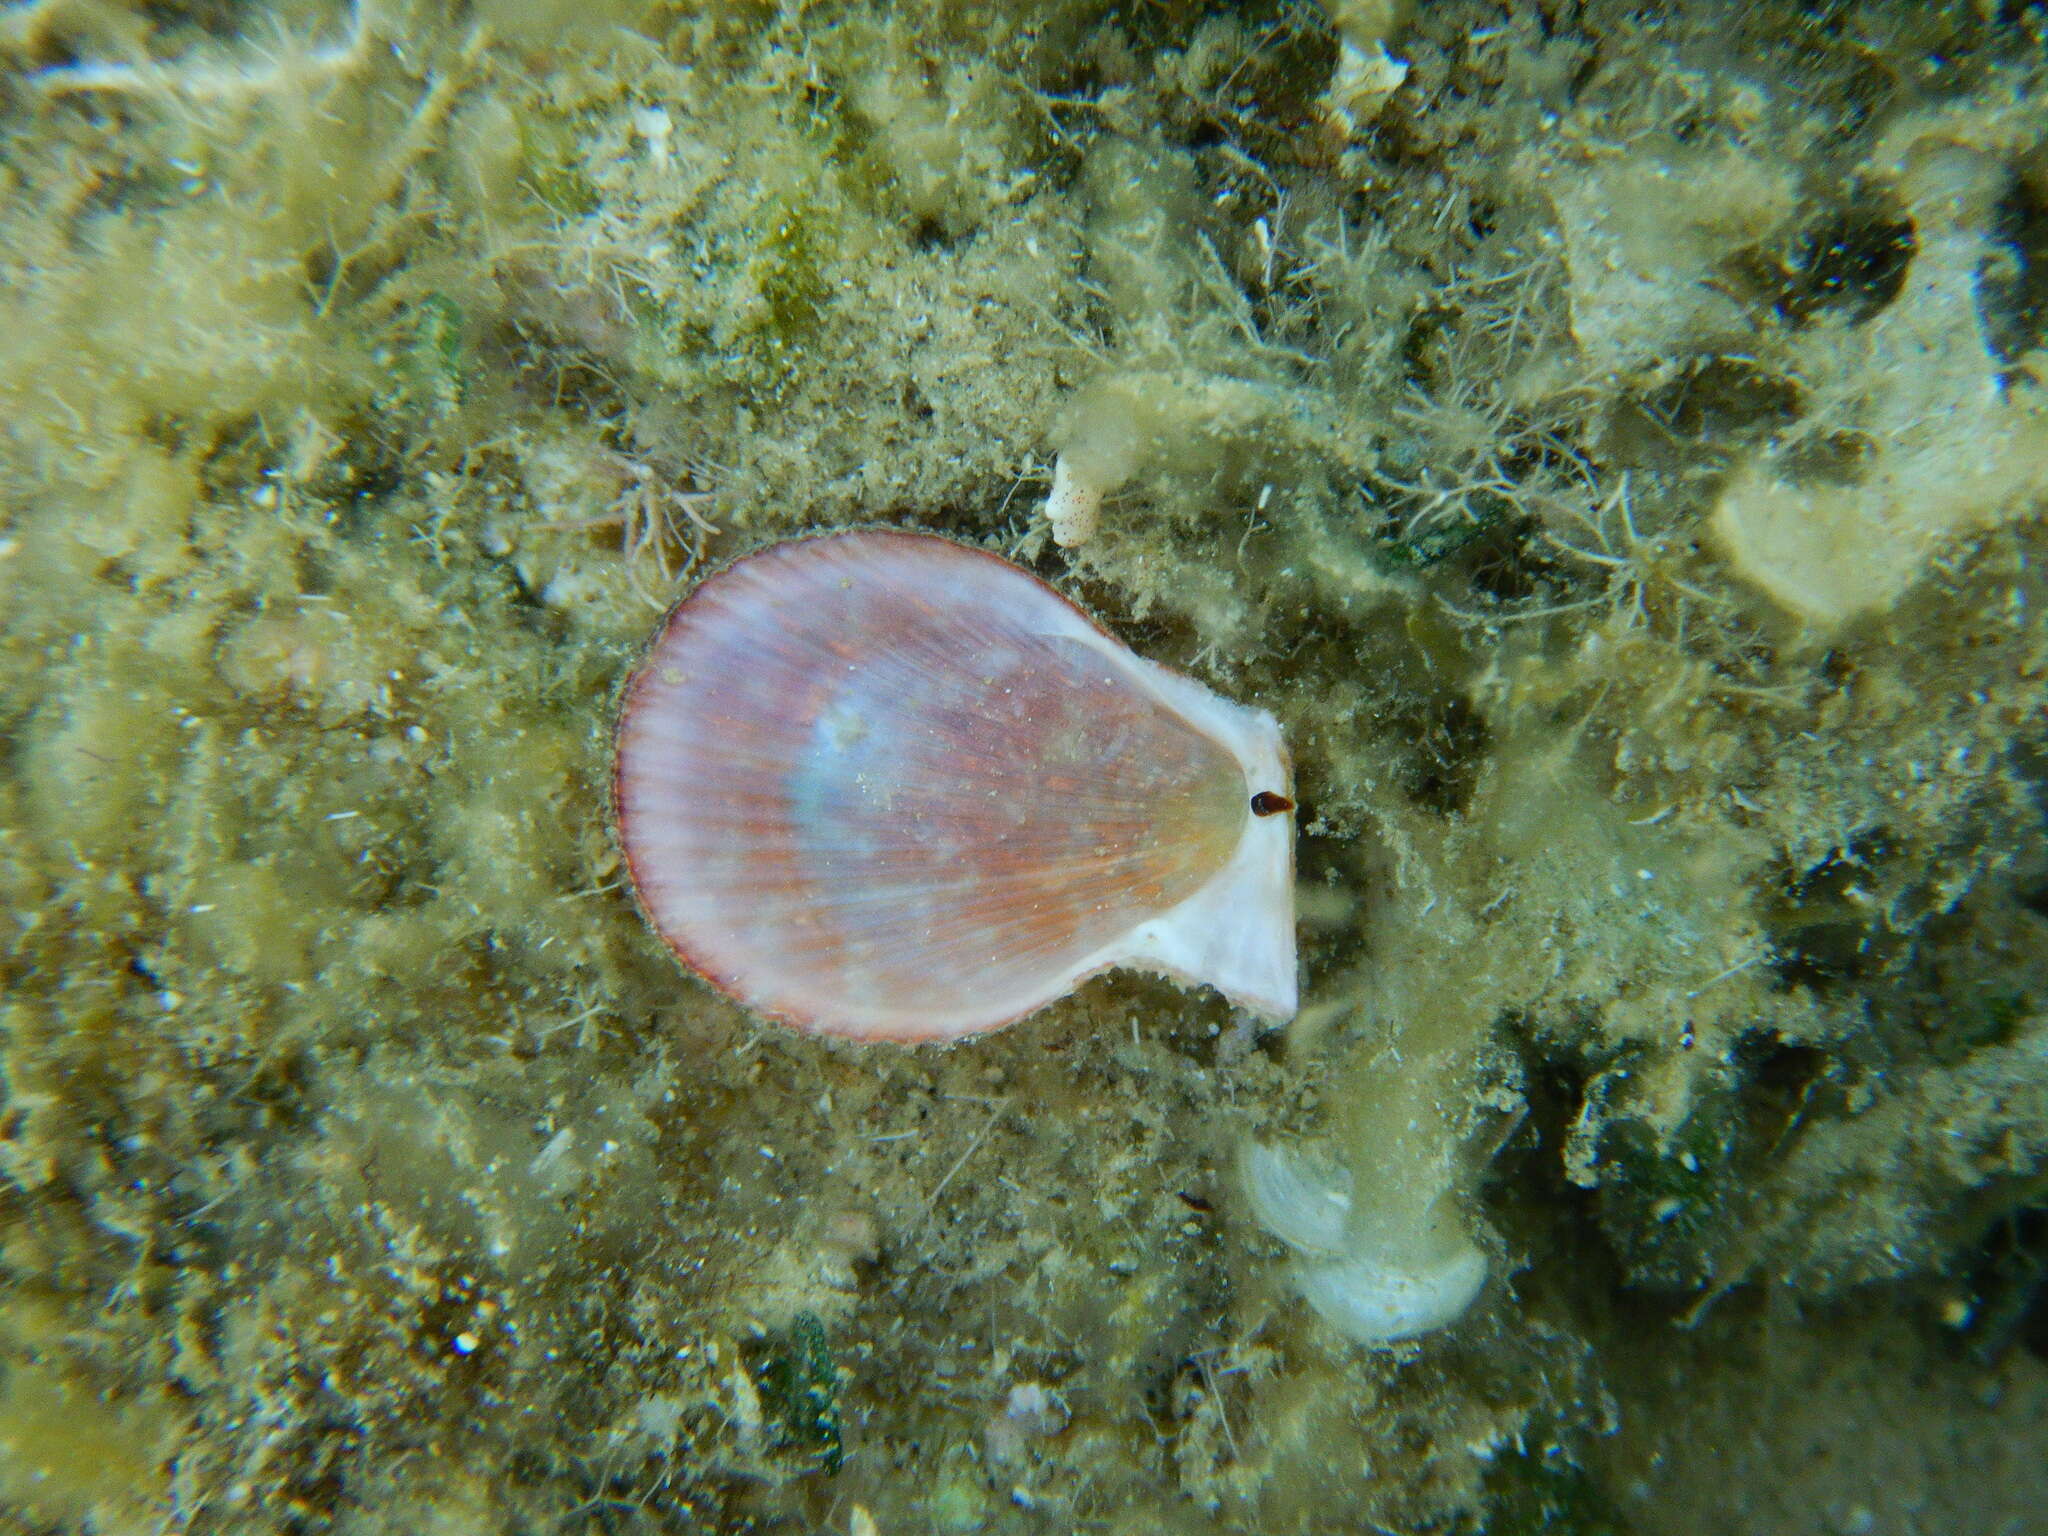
[753,1311,845,1474]
[0,1359,184,1534]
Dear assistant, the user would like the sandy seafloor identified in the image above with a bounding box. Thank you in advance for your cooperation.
[2,0,2047,1531]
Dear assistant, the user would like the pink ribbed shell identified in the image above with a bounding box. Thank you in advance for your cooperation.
[614,529,1296,1042]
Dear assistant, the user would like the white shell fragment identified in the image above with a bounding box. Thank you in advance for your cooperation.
[1293,1246,1489,1345]
[1242,1141,1487,1346]
[1041,452,1104,548]
[614,529,1297,1042]
[1240,1138,1355,1253]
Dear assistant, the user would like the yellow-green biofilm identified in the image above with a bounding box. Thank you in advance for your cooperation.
[1,1,2046,1533]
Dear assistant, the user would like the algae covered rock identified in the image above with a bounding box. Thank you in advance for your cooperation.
[1,1,2045,1533]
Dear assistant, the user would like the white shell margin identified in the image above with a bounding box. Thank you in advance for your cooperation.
[1056,630,1298,1022]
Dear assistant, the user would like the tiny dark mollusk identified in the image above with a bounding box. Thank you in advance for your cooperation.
[613,528,1297,1042]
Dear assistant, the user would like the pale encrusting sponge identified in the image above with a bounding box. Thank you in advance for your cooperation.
[614,529,1297,1042]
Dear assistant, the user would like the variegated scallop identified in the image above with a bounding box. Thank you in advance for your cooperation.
[614,528,1295,1042]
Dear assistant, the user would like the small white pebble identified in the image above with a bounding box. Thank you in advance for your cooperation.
[631,105,673,163]
[1041,453,1102,548]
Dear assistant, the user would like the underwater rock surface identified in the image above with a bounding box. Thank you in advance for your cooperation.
[1,0,2045,1531]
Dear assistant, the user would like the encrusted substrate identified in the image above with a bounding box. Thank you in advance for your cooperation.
[2,0,2045,1531]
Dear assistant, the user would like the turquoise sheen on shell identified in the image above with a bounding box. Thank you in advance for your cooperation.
[614,529,1296,1042]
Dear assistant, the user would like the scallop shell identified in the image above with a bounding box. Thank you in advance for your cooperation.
[614,529,1296,1042]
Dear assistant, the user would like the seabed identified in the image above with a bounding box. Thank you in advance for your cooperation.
[1,1,2045,1531]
